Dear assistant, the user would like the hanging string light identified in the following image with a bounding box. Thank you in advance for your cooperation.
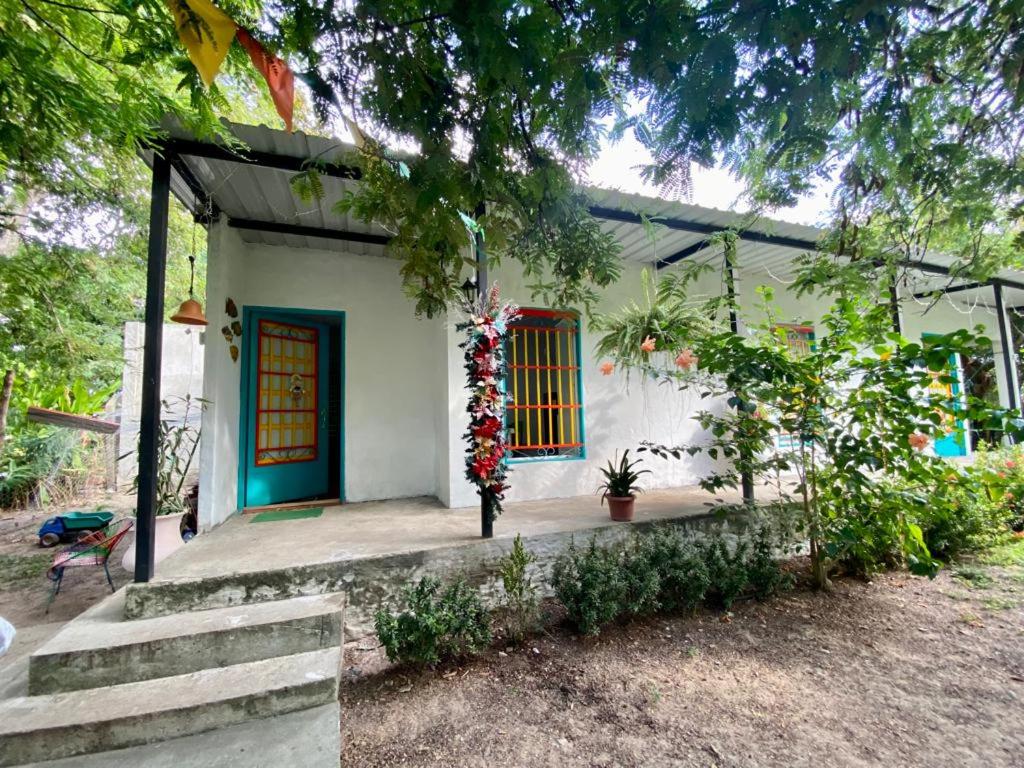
[171,202,208,326]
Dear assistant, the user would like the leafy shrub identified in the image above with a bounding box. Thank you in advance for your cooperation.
[619,539,662,617]
[497,534,540,644]
[0,428,92,509]
[375,576,492,666]
[968,444,1024,533]
[921,481,1007,560]
[699,535,749,610]
[551,538,626,636]
[832,497,908,578]
[0,378,117,510]
[746,524,792,600]
[128,395,204,516]
[635,526,709,613]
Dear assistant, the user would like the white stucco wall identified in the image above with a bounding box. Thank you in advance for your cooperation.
[197,219,1019,527]
[118,322,204,489]
[198,221,446,528]
[197,221,244,530]
[441,258,728,509]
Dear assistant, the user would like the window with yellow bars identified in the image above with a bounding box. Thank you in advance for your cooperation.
[504,308,584,460]
[255,319,319,466]
[774,323,814,451]
[775,323,815,358]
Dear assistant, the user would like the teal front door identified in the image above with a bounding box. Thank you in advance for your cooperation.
[923,333,969,458]
[243,311,330,507]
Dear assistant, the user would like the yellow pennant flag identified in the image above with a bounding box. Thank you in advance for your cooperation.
[164,0,237,87]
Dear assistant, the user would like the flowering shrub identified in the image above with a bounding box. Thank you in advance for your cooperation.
[457,284,518,521]
[970,443,1024,532]
[596,260,1015,588]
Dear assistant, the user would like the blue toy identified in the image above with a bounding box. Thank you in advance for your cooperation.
[37,511,115,548]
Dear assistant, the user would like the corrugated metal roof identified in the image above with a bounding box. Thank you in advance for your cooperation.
[142,119,1024,308]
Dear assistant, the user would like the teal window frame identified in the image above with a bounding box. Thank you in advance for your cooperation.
[504,307,586,464]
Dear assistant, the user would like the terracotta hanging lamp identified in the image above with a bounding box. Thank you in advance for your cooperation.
[172,216,208,326]
[171,296,207,325]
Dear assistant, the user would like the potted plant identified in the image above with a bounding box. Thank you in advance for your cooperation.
[597,450,651,522]
[122,395,205,572]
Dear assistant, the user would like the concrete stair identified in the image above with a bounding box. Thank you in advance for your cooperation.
[28,591,343,694]
[18,704,341,768]
[0,591,345,767]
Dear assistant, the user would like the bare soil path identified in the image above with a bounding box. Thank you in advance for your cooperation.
[0,491,134,673]
[341,553,1024,768]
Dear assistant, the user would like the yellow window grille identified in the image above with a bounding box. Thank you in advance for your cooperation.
[255,319,319,465]
[774,323,814,450]
[505,309,584,459]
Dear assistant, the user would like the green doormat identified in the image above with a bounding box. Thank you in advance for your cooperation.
[250,507,324,523]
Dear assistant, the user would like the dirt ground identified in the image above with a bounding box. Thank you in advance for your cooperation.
[0,491,134,637]
[341,552,1024,768]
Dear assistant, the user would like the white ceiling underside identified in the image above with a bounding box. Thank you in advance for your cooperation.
[143,120,1024,312]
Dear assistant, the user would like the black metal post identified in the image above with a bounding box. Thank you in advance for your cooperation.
[994,282,1020,415]
[134,151,171,583]
[724,239,755,505]
[474,203,493,538]
[888,275,903,335]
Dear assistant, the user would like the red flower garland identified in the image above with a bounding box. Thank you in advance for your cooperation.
[458,284,519,521]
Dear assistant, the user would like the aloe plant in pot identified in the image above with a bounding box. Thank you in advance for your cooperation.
[597,450,651,522]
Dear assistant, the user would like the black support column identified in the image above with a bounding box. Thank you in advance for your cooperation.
[134,151,171,583]
[994,282,1020,417]
[474,203,493,538]
[724,239,755,506]
[888,275,903,335]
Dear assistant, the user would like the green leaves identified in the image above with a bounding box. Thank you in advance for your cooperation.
[374,576,493,666]
[597,260,1017,587]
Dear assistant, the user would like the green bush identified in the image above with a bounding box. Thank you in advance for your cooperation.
[0,378,117,510]
[921,481,1007,560]
[832,499,907,578]
[699,535,749,610]
[619,539,662,618]
[497,534,540,644]
[967,444,1024,533]
[552,525,788,635]
[551,538,626,636]
[374,576,492,666]
[635,526,709,613]
[0,428,90,509]
[746,524,792,600]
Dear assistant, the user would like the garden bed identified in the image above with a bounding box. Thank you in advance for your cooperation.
[341,547,1024,767]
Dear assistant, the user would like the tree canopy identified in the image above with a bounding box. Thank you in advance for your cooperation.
[1,0,1021,316]
[265,0,1024,311]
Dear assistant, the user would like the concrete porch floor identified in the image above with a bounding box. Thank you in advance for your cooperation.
[154,486,743,582]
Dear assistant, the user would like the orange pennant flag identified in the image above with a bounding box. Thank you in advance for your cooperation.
[236,27,295,132]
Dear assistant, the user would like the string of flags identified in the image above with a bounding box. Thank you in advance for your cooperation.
[164,0,294,131]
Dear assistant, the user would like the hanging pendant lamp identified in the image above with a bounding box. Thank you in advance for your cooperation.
[171,295,208,325]
[172,213,208,326]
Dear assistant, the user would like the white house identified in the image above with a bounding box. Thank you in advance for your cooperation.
[133,120,1024,571]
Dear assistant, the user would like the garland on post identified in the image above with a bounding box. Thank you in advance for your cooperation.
[458,284,519,521]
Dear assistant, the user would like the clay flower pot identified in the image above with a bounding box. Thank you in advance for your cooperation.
[606,495,636,522]
[121,511,187,573]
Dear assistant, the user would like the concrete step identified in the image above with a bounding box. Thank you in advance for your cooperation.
[124,560,352,620]
[28,590,344,694]
[18,703,341,768]
[0,647,340,767]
